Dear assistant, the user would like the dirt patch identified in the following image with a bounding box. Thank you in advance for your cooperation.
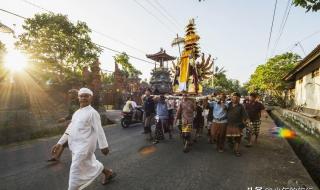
[138,145,157,156]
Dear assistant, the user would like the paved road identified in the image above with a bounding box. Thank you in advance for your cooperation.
[0,114,318,190]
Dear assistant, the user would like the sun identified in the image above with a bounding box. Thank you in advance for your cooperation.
[4,50,28,72]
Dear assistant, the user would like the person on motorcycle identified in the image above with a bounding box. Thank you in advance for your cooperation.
[123,96,140,121]
[122,96,134,113]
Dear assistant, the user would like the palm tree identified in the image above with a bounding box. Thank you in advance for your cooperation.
[213,65,226,76]
[210,65,226,87]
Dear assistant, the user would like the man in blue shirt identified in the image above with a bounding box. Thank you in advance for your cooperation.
[208,93,228,152]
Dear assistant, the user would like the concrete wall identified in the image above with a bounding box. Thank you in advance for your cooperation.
[270,108,320,186]
[295,74,320,109]
[278,108,320,139]
[294,57,320,114]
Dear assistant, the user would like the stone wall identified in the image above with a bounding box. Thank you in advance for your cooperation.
[277,108,320,139]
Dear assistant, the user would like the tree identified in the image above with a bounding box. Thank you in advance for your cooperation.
[0,41,7,81]
[102,72,114,84]
[113,52,142,77]
[202,65,245,94]
[293,0,320,12]
[214,65,226,76]
[15,13,102,84]
[246,52,301,105]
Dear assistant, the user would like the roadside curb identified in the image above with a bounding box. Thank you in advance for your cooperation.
[270,109,320,187]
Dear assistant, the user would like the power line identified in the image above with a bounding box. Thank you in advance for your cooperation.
[20,0,147,55]
[0,8,27,19]
[265,0,278,61]
[0,8,154,66]
[91,29,147,54]
[153,0,183,28]
[21,0,53,13]
[300,30,320,42]
[133,0,176,34]
[271,0,293,56]
[297,42,306,56]
[284,29,320,52]
[96,44,153,64]
[144,0,181,31]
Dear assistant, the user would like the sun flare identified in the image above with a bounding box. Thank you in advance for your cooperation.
[4,50,28,72]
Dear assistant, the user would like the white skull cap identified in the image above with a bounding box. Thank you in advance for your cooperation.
[78,88,93,96]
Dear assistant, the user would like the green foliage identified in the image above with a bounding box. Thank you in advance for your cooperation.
[202,65,244,94]
[293,0,320,12]
[246,52,301,105]
[102,73,114,84]
[214,65,226,75]
[211,74,242,93]
[15,13,102,84]
[113,52,142,77]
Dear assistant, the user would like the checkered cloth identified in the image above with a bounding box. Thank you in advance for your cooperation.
[246,120,261,136]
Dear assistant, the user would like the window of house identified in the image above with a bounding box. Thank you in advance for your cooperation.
[311,68,319,78]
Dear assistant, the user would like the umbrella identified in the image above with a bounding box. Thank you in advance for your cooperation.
[171,34,185,56]
[171,36,185,47]
[0,22,14,34]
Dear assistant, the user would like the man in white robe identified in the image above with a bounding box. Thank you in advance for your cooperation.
[51,88,116,190]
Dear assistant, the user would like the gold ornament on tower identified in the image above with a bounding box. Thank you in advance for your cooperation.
[171,19,214,94]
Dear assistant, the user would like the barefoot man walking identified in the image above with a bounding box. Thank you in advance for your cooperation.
[51,88,116,190]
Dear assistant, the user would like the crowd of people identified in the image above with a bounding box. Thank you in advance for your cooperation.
[135,88,267,156]
[48,87,267,190]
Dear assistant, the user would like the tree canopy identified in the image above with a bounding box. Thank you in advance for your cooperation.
[113,52,142,77]
[245,52,301,104]
[15,13,102,84]
[202,65,245,94]
[293,0,320,12]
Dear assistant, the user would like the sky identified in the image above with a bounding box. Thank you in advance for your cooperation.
[1,0,320,84]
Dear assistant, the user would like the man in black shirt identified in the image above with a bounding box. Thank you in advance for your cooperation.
[244,93,266,147]
[141,88,155,140]
[226,92,248,157]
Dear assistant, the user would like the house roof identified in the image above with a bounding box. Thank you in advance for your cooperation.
[283,44,320,81]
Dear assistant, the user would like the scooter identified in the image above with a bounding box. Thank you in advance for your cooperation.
[121,107,144,128]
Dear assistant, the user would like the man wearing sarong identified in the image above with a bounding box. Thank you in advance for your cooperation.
[208,93,228,152]
[193,100,204,140]
[175,93,196,141]
[141,88,155,140]
[51,88,116,190]
[153,95,171,144]
[244,92,266,147]
[166,97,175,132]
[226,92,248,157]
[205,95,214,143]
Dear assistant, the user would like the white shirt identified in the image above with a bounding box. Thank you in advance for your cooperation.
[131,101,137,108]
[58,105,108,154]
